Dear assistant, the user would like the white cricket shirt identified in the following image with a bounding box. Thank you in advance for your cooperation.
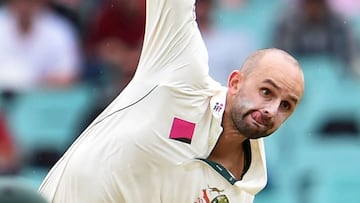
[39,0,267,202]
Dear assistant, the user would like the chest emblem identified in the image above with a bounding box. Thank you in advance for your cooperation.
[194,185,229,203]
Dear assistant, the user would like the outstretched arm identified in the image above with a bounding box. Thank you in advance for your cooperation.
[135,0,210,87]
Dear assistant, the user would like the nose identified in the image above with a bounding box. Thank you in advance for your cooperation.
[263,102,279,121]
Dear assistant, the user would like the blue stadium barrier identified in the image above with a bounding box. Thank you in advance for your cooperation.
[8,84,96,156]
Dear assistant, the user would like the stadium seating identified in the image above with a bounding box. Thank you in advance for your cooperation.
[8,84,95,154]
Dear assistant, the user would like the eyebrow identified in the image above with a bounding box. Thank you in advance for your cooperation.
[263,79,280,90]
[262,79,299,104]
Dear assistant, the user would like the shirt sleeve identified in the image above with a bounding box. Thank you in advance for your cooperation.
[135,0,211,88]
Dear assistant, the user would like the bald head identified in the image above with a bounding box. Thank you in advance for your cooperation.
[240,48,301,76]
[239,48,304,99]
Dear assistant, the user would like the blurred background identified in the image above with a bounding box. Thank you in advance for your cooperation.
[0,0,359,202]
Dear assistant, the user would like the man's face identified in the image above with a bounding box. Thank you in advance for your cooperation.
[228,53,304,139]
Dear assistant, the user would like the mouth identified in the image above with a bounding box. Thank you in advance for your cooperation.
[250,111,267,126]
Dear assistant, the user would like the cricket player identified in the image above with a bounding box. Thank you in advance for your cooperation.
[39,0,304,202]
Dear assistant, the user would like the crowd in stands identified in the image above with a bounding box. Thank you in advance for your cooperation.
[0,0,359,202]
[273,0,357,74]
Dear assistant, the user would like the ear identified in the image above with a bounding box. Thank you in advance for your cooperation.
[227,70,243,94]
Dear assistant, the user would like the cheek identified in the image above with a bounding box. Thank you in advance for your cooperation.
[236,90,258,109]
[275,113,291,127]
[238,99,255,110]
[273,119,282,129]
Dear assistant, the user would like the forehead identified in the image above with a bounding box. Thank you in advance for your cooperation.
[247,53,304,98]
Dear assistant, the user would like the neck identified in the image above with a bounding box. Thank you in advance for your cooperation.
[208,113,248,179]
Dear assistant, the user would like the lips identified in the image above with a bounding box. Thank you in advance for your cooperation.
[251,111,267,126]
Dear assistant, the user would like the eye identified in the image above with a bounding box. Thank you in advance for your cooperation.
[260,88,272,97]
[280,101,291,111]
